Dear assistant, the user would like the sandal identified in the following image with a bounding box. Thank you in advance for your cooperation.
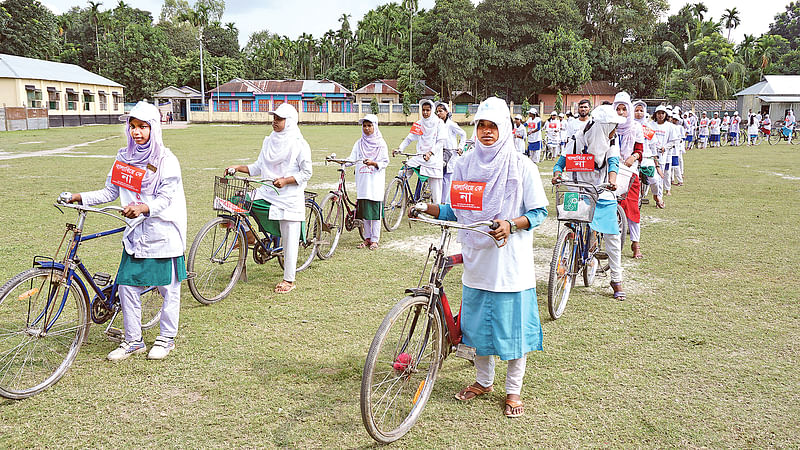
[274,281,296,294]
[610,281,626,301]
[504,398,524,418]
[454,383,493,401]
[357,240,371,249]
[631,242,643,259]
[369,242,379,250]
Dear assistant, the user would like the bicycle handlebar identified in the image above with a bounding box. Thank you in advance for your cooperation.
[54,198,145,228]
[325,157,358,166]
[552,179,611,194]
[409,215,505,248]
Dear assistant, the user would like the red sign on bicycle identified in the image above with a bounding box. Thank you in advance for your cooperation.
[450,181,486,211]
[110,160,146,193]
[564,154,595,172]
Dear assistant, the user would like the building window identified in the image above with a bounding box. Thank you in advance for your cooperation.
[242,100,253,112]
[287,100,301,111]
[67,90,79,110]
[258,99,270,111]
[214,100,238,112]
[304,100,326,113]
[273,99,284,109]
[26,87,43,108]
[98,92,108,111]
[83,91,95,111]
[331,101,343,113]
[47,88,60,110]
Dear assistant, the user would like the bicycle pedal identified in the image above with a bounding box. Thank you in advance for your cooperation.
[641,198,650,204]
[455,344,476,361]
[105,327,124,342]
[270,247,284,257]
[186,271,197,280]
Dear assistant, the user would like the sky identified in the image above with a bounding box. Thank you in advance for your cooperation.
[42,0,787,48]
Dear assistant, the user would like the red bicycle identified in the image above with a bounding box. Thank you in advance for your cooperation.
[316,156,365,259]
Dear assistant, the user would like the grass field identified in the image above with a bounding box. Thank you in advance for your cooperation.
[1,124,799,448]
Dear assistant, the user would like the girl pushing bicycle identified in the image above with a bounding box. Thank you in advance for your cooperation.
[347,114,389,250]
[225,103,312,294]
[414,97,549,418]
[65,101,187,361]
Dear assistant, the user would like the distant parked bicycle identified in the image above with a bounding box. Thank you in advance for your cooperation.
[317,155,365,259]
[768,121,798,145]
[382,152,432,231]
[186,174,321,304]
[0,195,160,399]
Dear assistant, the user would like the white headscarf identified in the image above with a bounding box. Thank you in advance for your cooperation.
[117,101,166,195]
[260,103,304,179]
[417,99,442,151]
[451,97,522,249]
[357,114,387,161]
[612,92,636,159]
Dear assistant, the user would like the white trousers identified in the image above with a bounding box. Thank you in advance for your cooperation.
[475,354,527,395]
[530,150,541,164]
[279,220,301,282]
[363,219,381,243]
[442,172,452,203]
[428,177,443,204]
[627,220,640,243]
[673,155,684,184]
[119,261,181,342]
[605,230,623,283]
[661,162,672,193]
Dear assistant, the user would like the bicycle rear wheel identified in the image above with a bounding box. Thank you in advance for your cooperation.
[0,267,89,399]
[295,201,321,272]
[139,287,162,330]
[584,230,603,286]
[383,178,406,232]
[547,226,577,320]
[361,295,442,444]
[187,216,246,305]
[317,192,343,260]
[769,131,781,145]
[616,204,627,241]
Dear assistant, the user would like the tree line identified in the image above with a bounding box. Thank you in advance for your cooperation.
[1,0,799,103]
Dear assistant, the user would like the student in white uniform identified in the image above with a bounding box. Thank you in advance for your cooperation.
[347,114,389,249]
[559,112,568,153]
[525,108,543,163]
[747,114,759,146]
[709,112,721,147]
[721,112,730,141]
[67,101,187,361]
[397,99,446,203]
[436,102,467,203]
[697,112,709,148]
[649,105,680,207]
[545,111,560,160]
[633,100,659,208]
[670,112,685,187]
[226,103,313,295]
[566,99,592,139]
[513,114,527,153]
[415,97,548,419]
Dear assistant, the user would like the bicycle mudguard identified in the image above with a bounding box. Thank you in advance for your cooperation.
[404,287,432,297]
[33,260,90,302]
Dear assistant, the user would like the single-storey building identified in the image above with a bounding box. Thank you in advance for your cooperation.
[152,85,203,121]
[207,78,354,114]
[450,91,476,114]
[0,53,124,128]
[734,75,800,124]
[536,80,620,114]
[354,79,438,107]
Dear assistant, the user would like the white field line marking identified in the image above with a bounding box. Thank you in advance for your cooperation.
[0,136,119,160]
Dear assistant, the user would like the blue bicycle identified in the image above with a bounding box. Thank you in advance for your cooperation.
[185,175,322,304]
[0,195,161,399]
[547,180,612,320]
[382,152,433,231]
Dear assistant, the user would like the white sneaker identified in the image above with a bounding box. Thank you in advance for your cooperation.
[107,340,146,361]
[147,336,175,360]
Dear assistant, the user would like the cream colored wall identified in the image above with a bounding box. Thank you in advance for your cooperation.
[0,77,123,114]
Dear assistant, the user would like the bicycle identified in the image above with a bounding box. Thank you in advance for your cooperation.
[316,156,365,259]
[186,175,322,304]
[0,195,161,399]
[360,208,502,443]
[382,152,432,232]
[768,121,798,145]
[547,180,613,320]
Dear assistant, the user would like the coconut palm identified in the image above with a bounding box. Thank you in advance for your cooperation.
[87,1,103,66]
[721,7,741,41]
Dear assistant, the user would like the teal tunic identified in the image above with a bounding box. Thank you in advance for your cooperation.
[356,199,382,220]
[117,251,187,286]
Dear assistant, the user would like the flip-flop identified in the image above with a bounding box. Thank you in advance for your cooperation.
[454,384,493,401]
[369,242,379,250]
[274,282,296,294]
[504,398,524,418]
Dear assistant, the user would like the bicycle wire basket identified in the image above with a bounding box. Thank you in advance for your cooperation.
[213,176,255,214]
[555,183,599,223]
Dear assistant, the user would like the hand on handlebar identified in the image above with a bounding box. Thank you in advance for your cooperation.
[122,203,149,218]
[59,192,81,204]
[487,219,508,241]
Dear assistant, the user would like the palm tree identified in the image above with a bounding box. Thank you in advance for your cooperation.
[690,2,707,22]
[721,7,741,41]
[337,14,351,67]
[87,1,103,68]
[401,0,419,88]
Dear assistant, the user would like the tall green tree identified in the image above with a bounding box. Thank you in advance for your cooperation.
[721,7,741,42]
[768,1,800,49]
[103,23,177,100]
[528,27,592,94]
[0,0,61,59]
[426,0,479,100]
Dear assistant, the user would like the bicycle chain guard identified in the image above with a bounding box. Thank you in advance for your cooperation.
[90,286,116,324]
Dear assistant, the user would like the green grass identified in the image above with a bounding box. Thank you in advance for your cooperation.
[0,124,799,447]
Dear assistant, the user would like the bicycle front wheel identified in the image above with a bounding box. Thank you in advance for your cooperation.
[295,201,321,272]
[187,216,247,305]
[548,227,577,320]
[317,193,343,260]
[616,204,627,241]
[383,177,406,232]
[0,267,89,399]
[360,295,442,444]
[769,131,781,145]
[139,287,162,330]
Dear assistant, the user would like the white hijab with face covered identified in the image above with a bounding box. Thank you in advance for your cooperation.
[451,97,523,249]
[260,103,304,179]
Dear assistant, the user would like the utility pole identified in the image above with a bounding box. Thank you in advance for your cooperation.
[198,25,206,111]
[214,65,220,111]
